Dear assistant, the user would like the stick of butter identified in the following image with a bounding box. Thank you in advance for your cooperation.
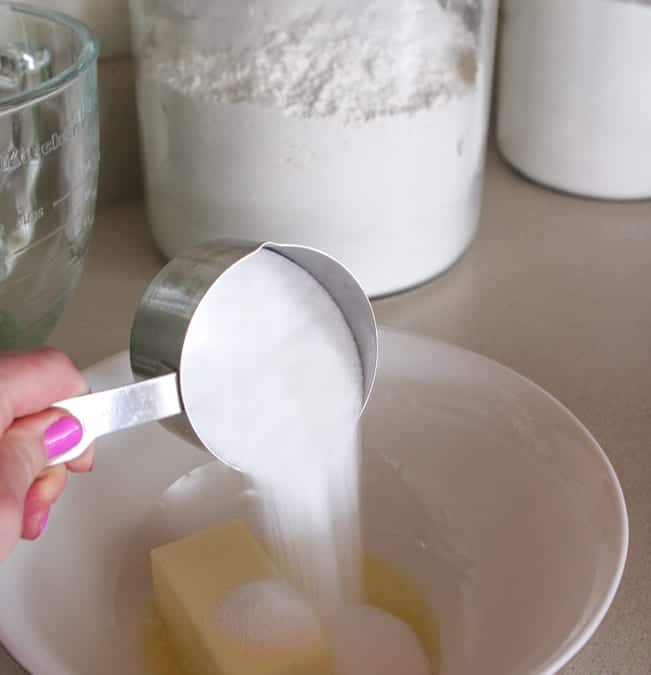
[151,521,332,675]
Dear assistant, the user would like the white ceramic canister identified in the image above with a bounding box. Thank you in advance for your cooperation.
[129,0,498,298]
[497,0,651,200]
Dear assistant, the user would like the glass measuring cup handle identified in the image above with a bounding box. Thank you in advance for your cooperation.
[47,372,183,466]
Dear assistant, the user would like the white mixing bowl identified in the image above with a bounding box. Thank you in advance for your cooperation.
[0,329,627,675]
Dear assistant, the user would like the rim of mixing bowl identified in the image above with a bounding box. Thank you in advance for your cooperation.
[0,1,98,112]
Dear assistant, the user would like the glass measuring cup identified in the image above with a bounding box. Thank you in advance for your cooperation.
[0,2,99,349]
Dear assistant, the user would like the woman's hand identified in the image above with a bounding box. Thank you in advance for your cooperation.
[0,348,95,560]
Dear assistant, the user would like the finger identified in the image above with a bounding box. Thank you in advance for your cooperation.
[22,467,67,540]
[29,465,68,504]
[21,502,50,541]
[0,409,81,559]
[0,348,87,433]
[66,442,96,474]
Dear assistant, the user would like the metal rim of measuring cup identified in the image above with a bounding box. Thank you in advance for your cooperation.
[130,239,378,470]
[0,1,98,113]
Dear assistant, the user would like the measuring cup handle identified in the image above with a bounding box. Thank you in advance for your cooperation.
[47,372,183,467]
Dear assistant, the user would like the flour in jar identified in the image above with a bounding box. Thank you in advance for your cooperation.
[148,5,478,123]
[137,1,496,296]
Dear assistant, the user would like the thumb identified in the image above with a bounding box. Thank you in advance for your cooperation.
[0,410,81,560]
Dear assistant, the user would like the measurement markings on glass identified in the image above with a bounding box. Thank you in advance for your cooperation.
[52,176,93,208]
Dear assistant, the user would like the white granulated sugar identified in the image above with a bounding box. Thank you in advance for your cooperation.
[206,249,363,609]
[138,1,494,296]
[329,605,432,675]
[215,579,324,653]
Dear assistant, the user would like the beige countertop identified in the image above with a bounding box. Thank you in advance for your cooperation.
[3,148,649,673]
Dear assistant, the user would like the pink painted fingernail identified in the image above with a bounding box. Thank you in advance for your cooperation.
[38,510,50,536]
[45,416,82,459]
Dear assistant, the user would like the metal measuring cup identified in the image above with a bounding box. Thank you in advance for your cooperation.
[48,240,378,468]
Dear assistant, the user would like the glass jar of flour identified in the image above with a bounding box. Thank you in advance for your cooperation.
[129,0,498,297]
